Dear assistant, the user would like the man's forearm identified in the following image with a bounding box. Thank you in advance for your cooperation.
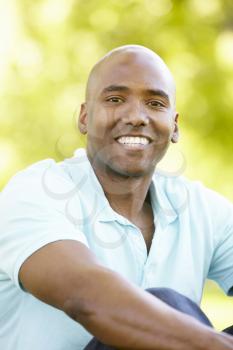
[63,266,233,350]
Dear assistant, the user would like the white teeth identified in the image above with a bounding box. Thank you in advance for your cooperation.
[117,136,149,145]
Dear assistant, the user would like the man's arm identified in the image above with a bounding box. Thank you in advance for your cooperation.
[19,240,233,350]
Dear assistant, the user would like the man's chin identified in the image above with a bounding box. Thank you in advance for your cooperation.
[107,162,155,178]
[88,149,156,178]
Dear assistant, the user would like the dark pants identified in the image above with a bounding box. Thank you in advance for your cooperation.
[84,287,233,350]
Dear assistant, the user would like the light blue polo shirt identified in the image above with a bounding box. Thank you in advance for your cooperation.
[0,148,233,350]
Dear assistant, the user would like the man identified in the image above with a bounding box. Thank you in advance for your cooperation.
[0,45,233,350]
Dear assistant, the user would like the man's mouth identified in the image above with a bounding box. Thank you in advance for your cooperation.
[115,136,150,148]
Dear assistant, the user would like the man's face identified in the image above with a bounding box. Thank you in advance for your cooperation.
[79,50,179,178]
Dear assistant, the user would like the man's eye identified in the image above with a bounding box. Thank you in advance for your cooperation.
[147,100,165,108]
[106,97,124,103]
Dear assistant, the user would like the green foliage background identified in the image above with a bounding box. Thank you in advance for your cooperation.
[0,0,233,330]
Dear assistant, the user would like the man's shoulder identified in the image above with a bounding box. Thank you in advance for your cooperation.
[153,171,232,212]
[1,158,75,204]
[12,158,69,182]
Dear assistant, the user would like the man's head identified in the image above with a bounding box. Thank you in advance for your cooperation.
[78,44,179,178]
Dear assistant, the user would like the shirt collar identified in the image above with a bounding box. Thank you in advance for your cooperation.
[150,172,177,228]
[66,148,177,227]
[64,149,121,223]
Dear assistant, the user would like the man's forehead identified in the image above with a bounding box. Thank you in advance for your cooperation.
[86,45,176,102]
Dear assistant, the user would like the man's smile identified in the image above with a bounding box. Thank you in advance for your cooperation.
[114,135,152,150]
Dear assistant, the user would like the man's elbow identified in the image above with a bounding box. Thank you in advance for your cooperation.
[63,293,98,325]
[62,266,112,326]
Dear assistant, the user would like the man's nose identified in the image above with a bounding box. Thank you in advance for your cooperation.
[121,103,149,127]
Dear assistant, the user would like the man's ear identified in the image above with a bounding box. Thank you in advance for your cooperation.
[171,112,179,143]
[78,103,88,135]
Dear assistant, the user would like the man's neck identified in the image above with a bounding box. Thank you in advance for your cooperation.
[92,164,154,222]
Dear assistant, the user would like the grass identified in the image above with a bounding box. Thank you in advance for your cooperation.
[201,280,233,331]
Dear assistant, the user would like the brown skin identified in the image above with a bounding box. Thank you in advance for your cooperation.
[79,46,178,250]
[19,46,233,349]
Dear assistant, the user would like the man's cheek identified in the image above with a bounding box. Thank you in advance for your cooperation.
[89,119,110,140]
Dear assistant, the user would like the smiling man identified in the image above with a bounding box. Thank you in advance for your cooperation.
[0,45,233,350]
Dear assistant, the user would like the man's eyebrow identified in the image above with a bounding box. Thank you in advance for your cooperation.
[101,85,170,104]
[101,85,130,94]
[146,89,170,101]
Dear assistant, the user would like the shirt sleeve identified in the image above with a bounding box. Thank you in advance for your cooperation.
[207,188,233,296]
[0,160,89,289]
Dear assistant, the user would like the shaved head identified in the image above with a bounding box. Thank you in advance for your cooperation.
[85,45,176,106]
